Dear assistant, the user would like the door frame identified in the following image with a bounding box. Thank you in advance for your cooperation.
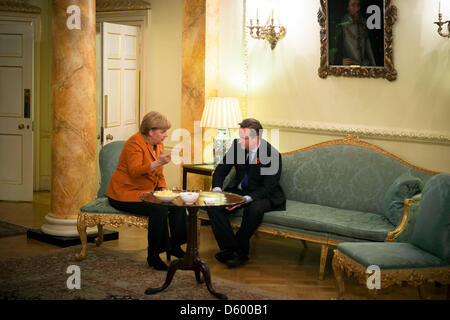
[95,9,149,186]
[0,11,41,192]
[96,9,149,137]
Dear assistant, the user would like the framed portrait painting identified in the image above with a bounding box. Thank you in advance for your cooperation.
[318,0,397,81]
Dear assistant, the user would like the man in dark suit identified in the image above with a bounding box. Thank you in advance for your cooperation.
[207,118,286,268]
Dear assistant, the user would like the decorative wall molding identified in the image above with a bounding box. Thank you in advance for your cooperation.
[261,119,450,146]
[96,0,151,12]
[0,0,40,13]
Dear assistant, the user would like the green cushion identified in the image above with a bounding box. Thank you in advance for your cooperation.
[411,174,450,262]
[380,173,424,226]
[280,145,433,214]
[97,141,126,198]
[337,242,446,269]
[81,197,128,214]
[262,200,394,241]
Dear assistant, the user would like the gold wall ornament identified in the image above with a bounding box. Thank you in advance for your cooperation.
[318,0,398,81]
[435,14,450,38]
[247,11,286,50]
[434,0,450,38]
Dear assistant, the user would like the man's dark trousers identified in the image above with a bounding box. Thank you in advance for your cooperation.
[207,194,272,256]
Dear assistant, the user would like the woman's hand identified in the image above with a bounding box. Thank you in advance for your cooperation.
[157,153,171,166]
[151,152,171,172]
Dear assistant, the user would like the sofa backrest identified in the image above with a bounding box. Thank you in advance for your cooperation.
[411,174,450,262]
[97,140,126,198]
[280,139,435,215]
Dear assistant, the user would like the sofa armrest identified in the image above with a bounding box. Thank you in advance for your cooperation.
[386,198,417,242]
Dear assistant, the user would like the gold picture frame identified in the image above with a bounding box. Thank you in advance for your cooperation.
[318,0,397,81]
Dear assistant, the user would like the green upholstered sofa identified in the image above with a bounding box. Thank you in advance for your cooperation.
[332,173,450,299]
[75,140,150,260]
[197,135,439,279]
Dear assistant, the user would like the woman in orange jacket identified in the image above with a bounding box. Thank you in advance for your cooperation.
[106,111,186,270]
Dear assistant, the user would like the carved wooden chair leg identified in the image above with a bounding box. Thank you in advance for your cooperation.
[301,240,308,248]
[75,213,88,260]
[331,254,345,299]
[417,285,430,300]
[319,244,329,280]
[95,223,104,246]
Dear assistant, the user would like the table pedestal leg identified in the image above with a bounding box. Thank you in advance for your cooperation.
[145,207,227,300]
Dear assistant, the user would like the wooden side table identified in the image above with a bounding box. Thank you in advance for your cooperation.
[182,164,215,190]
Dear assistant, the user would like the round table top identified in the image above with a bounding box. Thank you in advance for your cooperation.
[140,191,246,209]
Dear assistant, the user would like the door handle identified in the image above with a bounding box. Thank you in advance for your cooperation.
[106,134,114,141]
[24,89,30,118]
[18,124,25,130]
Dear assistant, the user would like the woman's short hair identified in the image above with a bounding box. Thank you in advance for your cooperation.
[239,118,263,137]
[140,111,171,136]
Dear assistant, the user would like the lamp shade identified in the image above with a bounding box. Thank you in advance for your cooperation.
[200,97,242,128]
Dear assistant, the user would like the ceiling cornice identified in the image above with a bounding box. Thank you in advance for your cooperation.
[96,0,151,12]
[0,0,40,13]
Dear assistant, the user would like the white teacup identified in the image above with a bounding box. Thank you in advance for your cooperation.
[179,192,199,205]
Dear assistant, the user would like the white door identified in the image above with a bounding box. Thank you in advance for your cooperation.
[101,22,140,145]
[0,21,33,201]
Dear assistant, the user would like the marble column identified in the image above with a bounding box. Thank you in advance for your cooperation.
[181,0,206,190]
[41,0,97,236]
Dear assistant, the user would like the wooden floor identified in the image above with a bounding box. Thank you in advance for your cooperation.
[0,192,448,300]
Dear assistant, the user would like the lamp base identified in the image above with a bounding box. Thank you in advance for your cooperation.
[213,128,232,164]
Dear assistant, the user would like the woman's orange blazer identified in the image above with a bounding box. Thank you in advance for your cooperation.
[106,132,168,202]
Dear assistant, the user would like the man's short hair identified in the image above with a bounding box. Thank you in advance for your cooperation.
[239,118,263,137]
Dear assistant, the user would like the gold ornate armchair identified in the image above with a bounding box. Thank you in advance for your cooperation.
[75,141,149,260]
[332,174,450,299]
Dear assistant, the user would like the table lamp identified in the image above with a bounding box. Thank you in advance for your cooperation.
[200,97,242,164]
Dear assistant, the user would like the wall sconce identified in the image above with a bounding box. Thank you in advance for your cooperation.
[435,0,449,38]
[200,97,242,164]
[246,9,286,50]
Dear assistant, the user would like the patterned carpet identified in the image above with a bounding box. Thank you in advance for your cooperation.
[0,245,293,300]
[0,221,28,238]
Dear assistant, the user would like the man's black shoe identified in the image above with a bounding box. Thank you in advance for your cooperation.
[147,254,168,271]
[215,249,234,264]
[225,252,248,268]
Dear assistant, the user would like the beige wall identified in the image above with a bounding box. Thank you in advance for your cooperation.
[35,0,450,191]
[217,0,450,173]
[148,0,183,188]
[34,0,184,190]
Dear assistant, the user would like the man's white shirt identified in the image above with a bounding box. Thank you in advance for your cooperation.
[212,143,260,204]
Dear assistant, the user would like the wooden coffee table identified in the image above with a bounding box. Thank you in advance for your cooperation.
[140,191,245,300]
